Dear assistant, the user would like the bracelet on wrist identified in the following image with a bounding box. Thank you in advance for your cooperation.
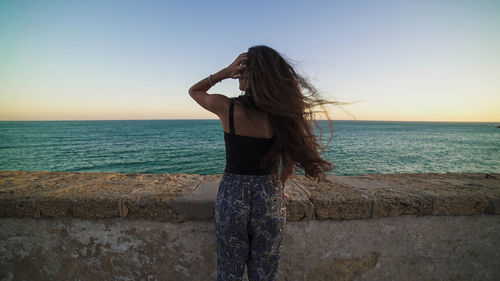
[209,73,224,86]
[208,74,214,86]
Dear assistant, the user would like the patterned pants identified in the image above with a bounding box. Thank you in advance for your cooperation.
[215,172,286,281]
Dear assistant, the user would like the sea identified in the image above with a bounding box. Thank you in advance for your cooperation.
[0,120,499,175]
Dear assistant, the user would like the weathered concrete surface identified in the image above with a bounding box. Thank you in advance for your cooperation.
[318,173,500,219]
[1,215,499,281]
[170,180,219,220]
[1,171,499,222]
[0,170,203,222]
[1,171,499,280]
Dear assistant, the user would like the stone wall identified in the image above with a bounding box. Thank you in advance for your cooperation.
[1,171,499,280]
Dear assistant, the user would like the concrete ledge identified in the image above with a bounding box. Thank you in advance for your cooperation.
[1,215,499,280]
[1,171,500,280]
[0,171,499,221]
[170,181,219,220]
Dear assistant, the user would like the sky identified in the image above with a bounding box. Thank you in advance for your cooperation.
[0,0,499,122]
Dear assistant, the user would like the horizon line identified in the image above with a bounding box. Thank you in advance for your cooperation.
[0,119,499,123]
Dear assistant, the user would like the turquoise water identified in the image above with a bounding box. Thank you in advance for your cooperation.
[0,120,499,175]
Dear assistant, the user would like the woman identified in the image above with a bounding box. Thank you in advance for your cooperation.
[189,45,334,281]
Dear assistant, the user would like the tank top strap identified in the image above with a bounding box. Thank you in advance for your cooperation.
[229,100,235,135]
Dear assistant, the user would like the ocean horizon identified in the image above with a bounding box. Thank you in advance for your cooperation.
[1,120,499,175]
[2,119,498,122]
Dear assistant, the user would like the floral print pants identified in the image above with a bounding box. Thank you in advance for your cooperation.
[215,172,286,281]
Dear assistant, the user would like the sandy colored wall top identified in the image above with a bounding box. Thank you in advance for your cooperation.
[0,170,499,222]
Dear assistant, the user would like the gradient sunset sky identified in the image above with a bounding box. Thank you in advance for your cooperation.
[1,0,499,122]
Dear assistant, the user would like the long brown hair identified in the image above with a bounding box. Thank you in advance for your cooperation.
[233,45,338,185]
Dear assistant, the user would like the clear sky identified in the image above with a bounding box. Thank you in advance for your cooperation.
[1,0,499,122]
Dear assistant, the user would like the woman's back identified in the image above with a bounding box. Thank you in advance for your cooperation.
[222,99,276,176]
[221,100,274,139]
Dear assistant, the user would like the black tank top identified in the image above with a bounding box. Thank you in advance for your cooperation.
[224,100,275,175]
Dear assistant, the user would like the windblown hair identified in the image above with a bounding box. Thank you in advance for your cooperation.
[232,45,339,185]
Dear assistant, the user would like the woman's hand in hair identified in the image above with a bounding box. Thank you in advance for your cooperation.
[225,52,247,79]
